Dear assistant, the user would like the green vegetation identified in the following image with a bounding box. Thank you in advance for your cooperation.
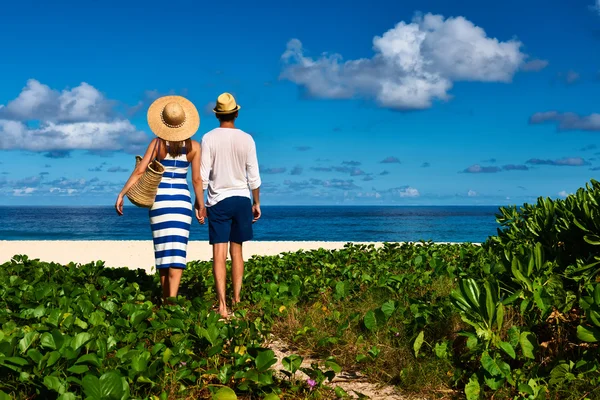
[2,179,600,399]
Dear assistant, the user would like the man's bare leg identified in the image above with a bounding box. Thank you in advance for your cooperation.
[213,243,229,317]
[230,242,244,305]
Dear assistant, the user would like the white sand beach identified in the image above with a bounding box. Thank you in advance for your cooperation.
[0,241,384,274]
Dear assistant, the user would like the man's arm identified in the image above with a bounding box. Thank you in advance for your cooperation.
[247,138,261,222]
[246,138,261,198]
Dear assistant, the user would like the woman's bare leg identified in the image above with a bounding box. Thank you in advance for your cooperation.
[159,269,169,302]
[168,267,184,298]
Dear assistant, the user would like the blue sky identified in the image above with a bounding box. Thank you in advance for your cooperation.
[0,0,599,206]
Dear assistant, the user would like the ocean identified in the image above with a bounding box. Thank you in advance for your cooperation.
[0,206,501,243]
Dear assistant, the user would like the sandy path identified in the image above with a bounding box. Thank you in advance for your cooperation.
[0,241,383,274]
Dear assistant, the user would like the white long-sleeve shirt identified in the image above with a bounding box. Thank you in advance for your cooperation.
[200,127,261,207]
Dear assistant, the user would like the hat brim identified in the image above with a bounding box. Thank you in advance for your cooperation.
[213,105,241,115]
[147,95,200,141]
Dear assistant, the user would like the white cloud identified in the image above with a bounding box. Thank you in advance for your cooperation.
[558,190,570,198]
[0,119,147,154]
[530,111,600,131]
[0,79,149,155]
[390,186,420,197]
[521,59,549,72]
[13,187,37,196]
[468,189,477,197]
[281,13,526,110]
[0,79,114,123]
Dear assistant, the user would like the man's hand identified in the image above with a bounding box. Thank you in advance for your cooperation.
[252,203,261,223]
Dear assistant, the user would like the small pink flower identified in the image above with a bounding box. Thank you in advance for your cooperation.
[394,332,400,337]
[307,379,316,389]
[180,361,187,366]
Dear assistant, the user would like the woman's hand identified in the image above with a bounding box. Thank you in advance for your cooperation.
[195,205,206,224]
[115,194,124,216]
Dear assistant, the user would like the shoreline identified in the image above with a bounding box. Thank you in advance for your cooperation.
[0,240,474,275]
[0,241,383,274]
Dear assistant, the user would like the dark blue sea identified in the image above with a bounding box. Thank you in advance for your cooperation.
[0,206,502,242]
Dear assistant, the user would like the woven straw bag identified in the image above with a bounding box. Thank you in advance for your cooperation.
[126,140,165,208]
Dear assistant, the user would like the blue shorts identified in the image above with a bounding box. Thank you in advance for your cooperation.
[207,196,254,244]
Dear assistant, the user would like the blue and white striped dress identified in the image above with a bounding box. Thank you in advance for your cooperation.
[149,143,193,269]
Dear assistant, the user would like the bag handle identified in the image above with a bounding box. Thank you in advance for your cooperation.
[150,138,160,162]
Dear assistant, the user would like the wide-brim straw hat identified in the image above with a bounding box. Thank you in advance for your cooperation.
[147,95,200,141]
[213,92,241,115]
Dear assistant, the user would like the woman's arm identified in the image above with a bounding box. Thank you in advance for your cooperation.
[189,140,205,224]
[115,138,160,215]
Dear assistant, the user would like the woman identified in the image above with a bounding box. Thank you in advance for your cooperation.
[115,95,204,303]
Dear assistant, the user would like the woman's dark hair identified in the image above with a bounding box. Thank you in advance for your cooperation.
[163,139,191,158]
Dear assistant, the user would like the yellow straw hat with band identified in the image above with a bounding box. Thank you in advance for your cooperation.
[213,92,241,115]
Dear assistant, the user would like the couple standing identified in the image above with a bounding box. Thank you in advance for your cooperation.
[115,93,261,318]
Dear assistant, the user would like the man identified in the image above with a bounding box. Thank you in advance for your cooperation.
[197,92,261,319]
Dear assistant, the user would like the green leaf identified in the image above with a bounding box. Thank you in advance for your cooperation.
[434,341,449,359]
[82,375,101,399]
[19,332,39,354]
[74,318,88,330]
[47,351,61,367]
[507,326,520,348]
[67,365,89,374]
[0,391,12,400]
[213,387,237,400]
[498,341,516,359]
[73,332,91,350]
[481,351,503,377]
[132,351,151,372]
[465,374,481,400]
[43,376,66,394]
[41,332,57,350]
[334,386,349,398]
[363,311,376,331]
[335,281,348,299]
[413,331,425,357]
[460,278,482,310]
[162,348,173,365]
[325,360,342,373]
[263,394,280,400]
[3,357,29,366]
[594,285,600,306]
[380,300,396,319]
[483,280,497,327]
[519,331,537,359]
[27,348,43,363]
[577,325,600,343]
[518,383,534,396]
[99,371,125,400]
[57,394,77,400]
[282,355,302,374]
[76,353,102,368]
[255,350,276,372]
[496,303,505,332]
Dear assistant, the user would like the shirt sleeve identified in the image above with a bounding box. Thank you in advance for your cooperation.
[200,137,211,190]
[246,137,261,190]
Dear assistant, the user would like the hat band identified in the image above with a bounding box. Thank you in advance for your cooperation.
[215,104,238,113]
[161,106,187,128]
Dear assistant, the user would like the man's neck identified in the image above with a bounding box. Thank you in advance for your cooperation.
[219,122,236,129]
